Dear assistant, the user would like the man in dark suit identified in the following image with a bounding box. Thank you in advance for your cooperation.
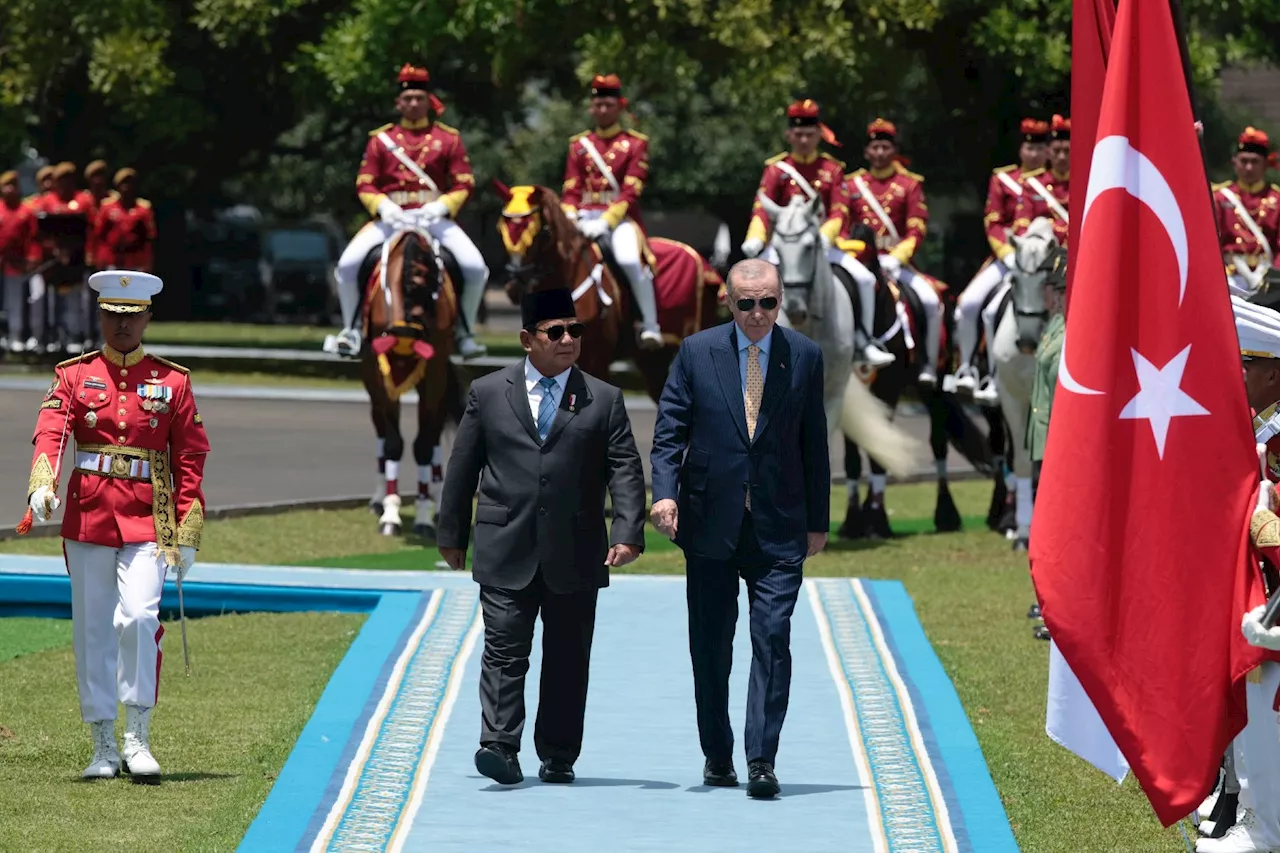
[650,258,830,799]
[437,288,647,786]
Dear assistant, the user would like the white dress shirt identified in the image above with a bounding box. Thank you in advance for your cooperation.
[524,358,572,422]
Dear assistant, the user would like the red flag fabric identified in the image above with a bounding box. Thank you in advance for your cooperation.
[1065,0,1115,306]
[1030,0,1269,827]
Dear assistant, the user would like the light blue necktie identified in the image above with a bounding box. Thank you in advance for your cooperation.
[537,377,558,440]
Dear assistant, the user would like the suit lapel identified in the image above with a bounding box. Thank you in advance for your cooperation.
[505,362,541,444]
[713,325,750,445]
[752,327,792,443]
[542,366,589,450]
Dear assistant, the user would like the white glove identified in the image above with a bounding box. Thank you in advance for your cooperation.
[741,237,765,258]
[377,197,406,225]
[1242,604,1280,651]
[418,201,449,222]
[28,486,60,523]
[879,253,902,279]
[174,546,196,582]
[1257,478,1275,515]
[579,218,610,240]
[819,231,833,251]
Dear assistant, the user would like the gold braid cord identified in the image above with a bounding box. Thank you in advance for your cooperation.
[148,450,181,567]
[177,499,204,550]
[1251,509,1280,549]
[28,453,56,497]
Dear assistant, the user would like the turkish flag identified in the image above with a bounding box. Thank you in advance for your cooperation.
[1030,0,1269,827]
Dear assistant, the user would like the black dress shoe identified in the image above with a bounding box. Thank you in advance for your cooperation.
[475,743,523,785]
[746,760,780,799]
[1027,603,1042,619]
[703,758,738,787]
[539,758,575,783]
[1032,624,1051,641]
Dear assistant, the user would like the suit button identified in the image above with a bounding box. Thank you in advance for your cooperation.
[540,476,548,485]
[539,507,547,515]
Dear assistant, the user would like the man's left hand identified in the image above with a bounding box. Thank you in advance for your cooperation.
[605,544,640,567]
[440,547,467,571]
[579,218,610,240]
[807,532,828,557]
[1242,604,1280,650]
[175,546,196,581]
[419,201,449,222]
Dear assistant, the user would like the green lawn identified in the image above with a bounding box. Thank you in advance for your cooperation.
[0,611,363,852]
[0,480,1188,852]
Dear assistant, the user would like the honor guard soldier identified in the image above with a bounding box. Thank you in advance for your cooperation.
[1011,114,1071,248]
[95,169,157,273]
[560,74,663,349]
[23,270,209,783]
[25,165,54,207]
[947,117,1050,402]
[329,63,488,360]
[1216,127,1280,297]
[29,161,96,351]
[843,118,942,384]
[83,160,118,269]
[742,100,893,367]
[1,170,40,352]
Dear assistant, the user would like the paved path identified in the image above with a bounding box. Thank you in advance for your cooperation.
[0,381,982,530]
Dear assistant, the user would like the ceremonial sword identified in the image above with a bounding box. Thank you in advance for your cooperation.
[177,572,191,676]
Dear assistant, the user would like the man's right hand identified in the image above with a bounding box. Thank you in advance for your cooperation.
[377,197,407,226]
[439,547,467,571]
[741,237,765,258]
[650,499,678,539]
[29,486,60,523]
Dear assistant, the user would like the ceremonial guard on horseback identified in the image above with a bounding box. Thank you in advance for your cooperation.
[326,63,488,360]
[1011,115,1071,249]
[946,117,1050,403]
[1215,127,1280,298]
[559,73,663,350]
[843,118,942,384]
[742,99,894,368]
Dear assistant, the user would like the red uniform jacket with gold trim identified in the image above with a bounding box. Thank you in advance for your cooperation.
[1214,180,1280,267]
[746,151,847,244]
[29,347,209,550]
[0,199,39,275]
[561,126,650,230]
[94,198,157,272]
[984,164,1022,262]
[841,163,929,265]
[356,121,475,219]
[1012,167,1070,247]
[28,190,97,265]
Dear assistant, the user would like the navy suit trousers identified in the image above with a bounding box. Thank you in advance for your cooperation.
[685,511,803,766]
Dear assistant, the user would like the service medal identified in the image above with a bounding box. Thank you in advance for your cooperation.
[85,410,98,428]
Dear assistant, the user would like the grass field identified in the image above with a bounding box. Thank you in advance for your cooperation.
[0,480,1189,851]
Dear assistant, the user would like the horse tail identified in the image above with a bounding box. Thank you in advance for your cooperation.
[839,371,925,478]
[919,384,997,475]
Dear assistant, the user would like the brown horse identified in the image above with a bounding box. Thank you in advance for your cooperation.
[492,182,724,402]
[357,225,461,537]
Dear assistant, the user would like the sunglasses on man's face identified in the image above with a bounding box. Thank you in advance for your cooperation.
[535,322,586,341]
[735,296,779,312]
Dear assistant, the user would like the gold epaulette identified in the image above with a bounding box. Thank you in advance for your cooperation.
[56,351,99,370]
[894,162,925,182]
[993,163,1017,174]
[1272,183,1280,194]
[625,128,649,142]
[846,167,868,180]
[569,130,589,142]
[765,152,788,166]
[147,354,191,375]
[368,123,394,137]
[434,122,460,136]
[1212,180,1232,191]
[821,152,847,170]
[1020,167,1047,179]
[138,198,152,209]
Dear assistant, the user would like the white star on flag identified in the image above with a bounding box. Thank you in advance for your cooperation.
[1117,345,1209,459]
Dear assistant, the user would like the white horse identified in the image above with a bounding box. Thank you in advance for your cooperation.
[755,193,921,477]
[989,217,1058,549]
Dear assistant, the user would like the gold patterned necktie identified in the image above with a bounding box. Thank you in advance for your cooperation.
[744,344,763,508]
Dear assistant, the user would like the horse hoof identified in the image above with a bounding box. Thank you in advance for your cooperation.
[934,485,962,533]
[862,500,893,540]
[379,522,401,537]
[369,500,384,516]
[413,523,437,540]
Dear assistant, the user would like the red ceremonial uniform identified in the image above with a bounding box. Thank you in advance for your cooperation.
[842,162,929,264]
[355,120,475,218]
[28,190,95,262]
[28,346,209,550]
[1011,167,1071,247]
[1214,179,1280,270]
[983,164,1023,262]
[0,199,39,275]
[560,125,650,230]
[95,199,157,272]
[746,152,848,244]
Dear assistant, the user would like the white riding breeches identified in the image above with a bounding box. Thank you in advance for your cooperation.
[65,539,169,722]
[981,280,1012,361]
[957,260,1009,367]
[336,218,489,335]
[578,212,659,330]
[885,257,941,364]
[1233,662,1280,847]
[1228,273,1258,298]
[826,248,879,340]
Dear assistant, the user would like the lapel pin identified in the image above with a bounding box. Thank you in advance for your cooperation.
[568,393,577,412]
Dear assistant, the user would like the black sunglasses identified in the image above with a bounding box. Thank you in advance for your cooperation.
[736,296,779,312]
[534,322,586,341]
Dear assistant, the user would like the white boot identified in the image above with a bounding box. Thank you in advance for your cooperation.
[456,276,489,360]
[1198,809,1280,852]
[83,720,121,779]
[629,269,663,350]
[122,705,161,783]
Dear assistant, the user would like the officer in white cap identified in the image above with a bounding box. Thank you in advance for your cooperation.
[22,270,210,783]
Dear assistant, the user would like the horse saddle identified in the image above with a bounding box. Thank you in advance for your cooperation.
[357,236,463,302]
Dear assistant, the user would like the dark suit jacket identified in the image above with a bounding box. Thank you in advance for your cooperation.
[437,361,647,593]
[650,322,830,562]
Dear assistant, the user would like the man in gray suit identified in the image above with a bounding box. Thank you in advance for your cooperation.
[437,287,647,787]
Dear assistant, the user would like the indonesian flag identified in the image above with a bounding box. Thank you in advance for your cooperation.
[1030,0,1270,827]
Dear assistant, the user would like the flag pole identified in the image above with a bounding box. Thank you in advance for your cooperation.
[1167,0,1223,234]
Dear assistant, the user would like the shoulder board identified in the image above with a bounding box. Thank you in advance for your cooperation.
[993,163,1017,174]
[433,122,460,136]
[894,162,924,182]
[147,354,190,375]
[368,123,394,137]
[1272,184,1280,194]
[820,153,847,170]
[1212,180,1232,191]
[137,198,152,209]
[625,129,649,142]
[1021,167,1047,179]
[765,152,789,166]
[569,130,590,142]
[846,168,868,180]
[56,351,98,370]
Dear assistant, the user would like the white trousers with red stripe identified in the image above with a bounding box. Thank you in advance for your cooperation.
[64,540,168,723]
